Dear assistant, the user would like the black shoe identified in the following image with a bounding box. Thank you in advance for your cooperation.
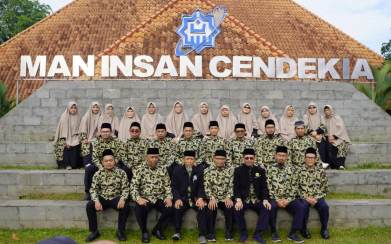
[207,234,217,242]
[85,231,100,242]
[172,232,181,240]
[224,233,234,241]
[116,230,126,241]
[271,232,281,242]
[152,229,166,240]
[288,233,304,243]
[141,232,150,243]
[84,192,91,201]
[321,229,330,239]
[301,229,311,239]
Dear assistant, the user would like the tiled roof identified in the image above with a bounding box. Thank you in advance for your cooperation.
[0,0,384,100]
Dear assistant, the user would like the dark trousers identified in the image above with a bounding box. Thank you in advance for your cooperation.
[302,198,329,231]
[86,196,130,232]
[207,201,233,238]
[234,201,270,235]
[173,202,207,236]
[270,199,305,233]
[317,140,338,167]
[62,144,82,169]
[134,199,173,233]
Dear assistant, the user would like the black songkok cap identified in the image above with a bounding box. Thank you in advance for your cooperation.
[156,123,166,130]
[294,120,305,128]
[265,119,275,127]
[183,150,196,157]
[130,122,141,129]
[305,147,317,155]
[235,123,246,130]
[214,149,227,157]
[102,149,114,158]
[276,146,288,153]
[183,121,194,129]
[242,148,256,156]
[147,148,159,155]
[209,120,219,128]
[101,123,112,130]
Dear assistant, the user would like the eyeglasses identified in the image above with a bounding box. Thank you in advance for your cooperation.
[244,106,251,109]
[130,129,140,133]
[305,156,316,159]
[244,157,254,160]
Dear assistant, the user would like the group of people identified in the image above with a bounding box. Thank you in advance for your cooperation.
[54,101,351,171]
[51,100,351,243]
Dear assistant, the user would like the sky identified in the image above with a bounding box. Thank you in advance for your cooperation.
[39,0,391,55]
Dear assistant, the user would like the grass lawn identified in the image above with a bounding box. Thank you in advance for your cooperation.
[0,165,56,170]
[347,163,391,170]
[0,227,391,244]
[326,192,391,200]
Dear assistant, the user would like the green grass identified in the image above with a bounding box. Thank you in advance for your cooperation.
[347,163,391,170]
[19,193,84,201]
[0,165,56,170]
[0,227,391,244]
[326,192,391,200]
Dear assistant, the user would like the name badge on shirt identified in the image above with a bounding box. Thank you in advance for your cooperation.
[193,175,198,182]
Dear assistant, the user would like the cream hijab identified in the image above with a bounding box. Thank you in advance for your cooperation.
[79,101,101,141]
[166,101,189,138]
[303,102,321,131]
[237,103,258,138]
[118,106,141,142]
[216,105,238,139]
[279,105,298,141]
[141,102,164,139]
[97,104,120,136]
[192,102,213,135]
[54,101,80,146]
[257,106,280,134]
[322,105,351,144]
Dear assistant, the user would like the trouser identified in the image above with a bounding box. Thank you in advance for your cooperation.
[270,199,305,233]
[234,201,270,235]
[206,201,233,238]
[63,144,82,169]
[302,198,329,231]
[86,196,130,232]
[173,202,207,236]
[134,199,173,233]
[317,140,338,167]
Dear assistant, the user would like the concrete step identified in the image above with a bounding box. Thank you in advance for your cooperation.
[1,199,390,229]
[1,169,391,199]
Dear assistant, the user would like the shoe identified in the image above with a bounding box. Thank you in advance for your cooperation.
[116,230,126,241]
[207,234,216,242]
[152,228,166,240]
[172,233,181,240]
[321,229,330,239]
[141,232,150,243]
[66,166,72,170]
[85,231,100,242]
[288,233,304,243]
[271,232,281,242]
[225,233,234,241]
[322,163,329,169]
[301,229,311,239]
[239,233,248,242]
[84,192,91,201]
[253,233,266,244]
[339,166,345,170]
[199,235,207,244]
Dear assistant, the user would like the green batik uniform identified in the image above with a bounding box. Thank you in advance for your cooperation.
[203,164,234,201]
[92,137,125,170]
[123,137,149,169]
[288,136,318,165]
[254,133,286,167]
[266,163,299,202]
[79,133,91,157]
[90,167,130,201]
[199,136,227,165]
[148,138,176,168]
[130,164,172,203]
[175,137,202,163]
[298,164,328,199]
[54,138,66,161]
[226,137,254,167]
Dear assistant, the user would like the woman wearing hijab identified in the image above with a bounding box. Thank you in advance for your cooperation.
[237,103,258,138]
[257,105,280,135]
[79,101,101,167]
[166,101,189,139]
[53,101,81,170]
[191,102,213,136]
[97,104,119,137]
[140,102,164,139]
[279,105,298,141]
[303,102,324,135]
[322,105,351,169]
[118,106,141,142]
[216,105,238,139]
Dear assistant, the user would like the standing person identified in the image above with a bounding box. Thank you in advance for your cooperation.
[54,101,81,170]
[203,149,234,242]
[267,146,305,243]
[280,105,298,141]
[130,148,173,243]
[118,106,141,142]
[216,105,238,139]
[192,102,213,136]
[226,123,254,167]
[79,101,101,167]
[322,105,351,170]
[199,121,227,166]
[238,103,259,138]
[254,119,286,167]
[85,149,130,242]
[257,106,280,135]
[166,101,188,140]
[288,120,318,166]
[148,123,176,169]
[303,102,323,135]
[123,122,149,170]
[141,102,164,139]
[171,150,208,243]
[98,104,120,138]
[298,147,330,240]
[233,149,271,244]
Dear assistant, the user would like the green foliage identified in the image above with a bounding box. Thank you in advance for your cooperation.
[0,81,15,117]
[355,61,391,111]
[0,0,51,44]
[382,39,391,60]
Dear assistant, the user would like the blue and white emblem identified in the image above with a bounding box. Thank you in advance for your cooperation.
[175,6,227,56]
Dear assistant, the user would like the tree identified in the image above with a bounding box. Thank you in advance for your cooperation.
[0,81,15,117]
[0,0,51,44]
[382,40,391,60]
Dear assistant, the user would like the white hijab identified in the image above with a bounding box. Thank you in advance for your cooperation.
[165,101,188,138]
[303,102,322,131]
[54,101,80,146]
[118,106,141,142]
[257,105,280,134]
[141,102,164,139]
[192,102,213,135]
[237,103,258,138]
[216,105,238,139]
[279,105,298,141]
[78,101,101,141]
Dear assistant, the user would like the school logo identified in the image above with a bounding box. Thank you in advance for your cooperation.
[175,6,227,56]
